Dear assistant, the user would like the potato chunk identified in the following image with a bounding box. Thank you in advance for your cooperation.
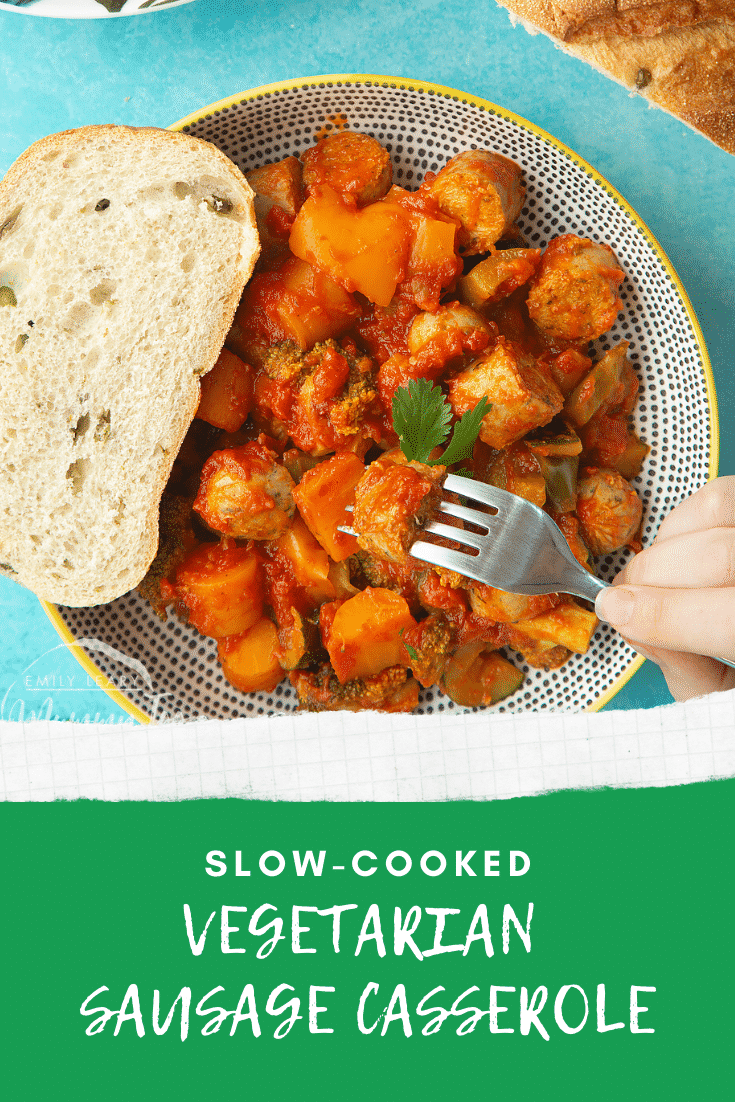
[272,516,336,604]
[229,256,361,366]
[322,587,416,683]
[352,453,445,564]
[292,451,365,561]
[526,235,624,342]
[511,599,598,655]
[447,337,563,449]
[290,185,410,306]
[576,467,643,555]
[219,619,284,694]
[301,131,392,206]
[194,441,296,540]
[429,150,525,254]
[174,543,263,639]
[196,348,253,433]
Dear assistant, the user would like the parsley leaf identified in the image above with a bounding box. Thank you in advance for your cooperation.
[399,628,419,663]
[392,379,489,470]
[392,378,452,464]
[438,396,490,467]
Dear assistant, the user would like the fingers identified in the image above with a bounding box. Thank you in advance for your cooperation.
[662,659,735,701]
[608,478,735,700]
[617,527,735,589]
[655,477,735,543]
[595,584,735,662]
[623,638,735,701]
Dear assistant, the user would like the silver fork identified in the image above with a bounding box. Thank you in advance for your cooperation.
[410,474,604,602]
[342,473,735,670]
[343,474,604,601]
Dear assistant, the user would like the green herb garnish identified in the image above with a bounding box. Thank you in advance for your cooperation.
[399,628,419,663]
[392,377,489,468]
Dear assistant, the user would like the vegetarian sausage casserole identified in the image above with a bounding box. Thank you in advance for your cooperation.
[141,129,646,713]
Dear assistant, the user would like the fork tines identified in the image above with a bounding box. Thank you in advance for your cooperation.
[443,472,505,507]
[423,474,501,549]
[339,474,504,555]
[411,474,512,582]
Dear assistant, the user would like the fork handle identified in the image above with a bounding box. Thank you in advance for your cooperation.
[569,571,609,604]
[589,577,735,672]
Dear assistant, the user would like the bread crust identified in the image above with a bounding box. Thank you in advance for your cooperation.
[0,125,260,606]
[575,21,735,151]
[497,1,735,153]
[502,0,734,40]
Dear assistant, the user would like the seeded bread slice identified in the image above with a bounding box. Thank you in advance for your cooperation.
[0,124,259,606]
[496,1,735,154]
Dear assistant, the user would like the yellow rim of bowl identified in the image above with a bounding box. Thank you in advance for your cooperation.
[38,603,152,724]
[41,73,719,721]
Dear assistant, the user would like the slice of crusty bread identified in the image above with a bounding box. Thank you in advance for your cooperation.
[496,1,735,154]
[499,0,734,42]
[0,125,259,607]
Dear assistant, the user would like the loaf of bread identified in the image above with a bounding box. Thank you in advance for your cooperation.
[495,0,735,154]
[0,125,259,606]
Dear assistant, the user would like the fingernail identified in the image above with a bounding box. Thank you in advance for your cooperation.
[595,587,635,626]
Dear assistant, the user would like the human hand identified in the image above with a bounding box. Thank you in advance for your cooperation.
[594,477,735,701]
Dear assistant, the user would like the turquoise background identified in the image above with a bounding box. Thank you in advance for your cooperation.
[1,0,734,720]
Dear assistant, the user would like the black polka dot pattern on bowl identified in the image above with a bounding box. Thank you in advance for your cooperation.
[55,80,714,721]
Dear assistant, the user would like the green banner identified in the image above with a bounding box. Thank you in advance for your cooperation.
[2,781,732,1099]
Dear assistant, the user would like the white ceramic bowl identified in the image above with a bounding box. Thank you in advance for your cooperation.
[0,0,195,17]
[44,75,717,723]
